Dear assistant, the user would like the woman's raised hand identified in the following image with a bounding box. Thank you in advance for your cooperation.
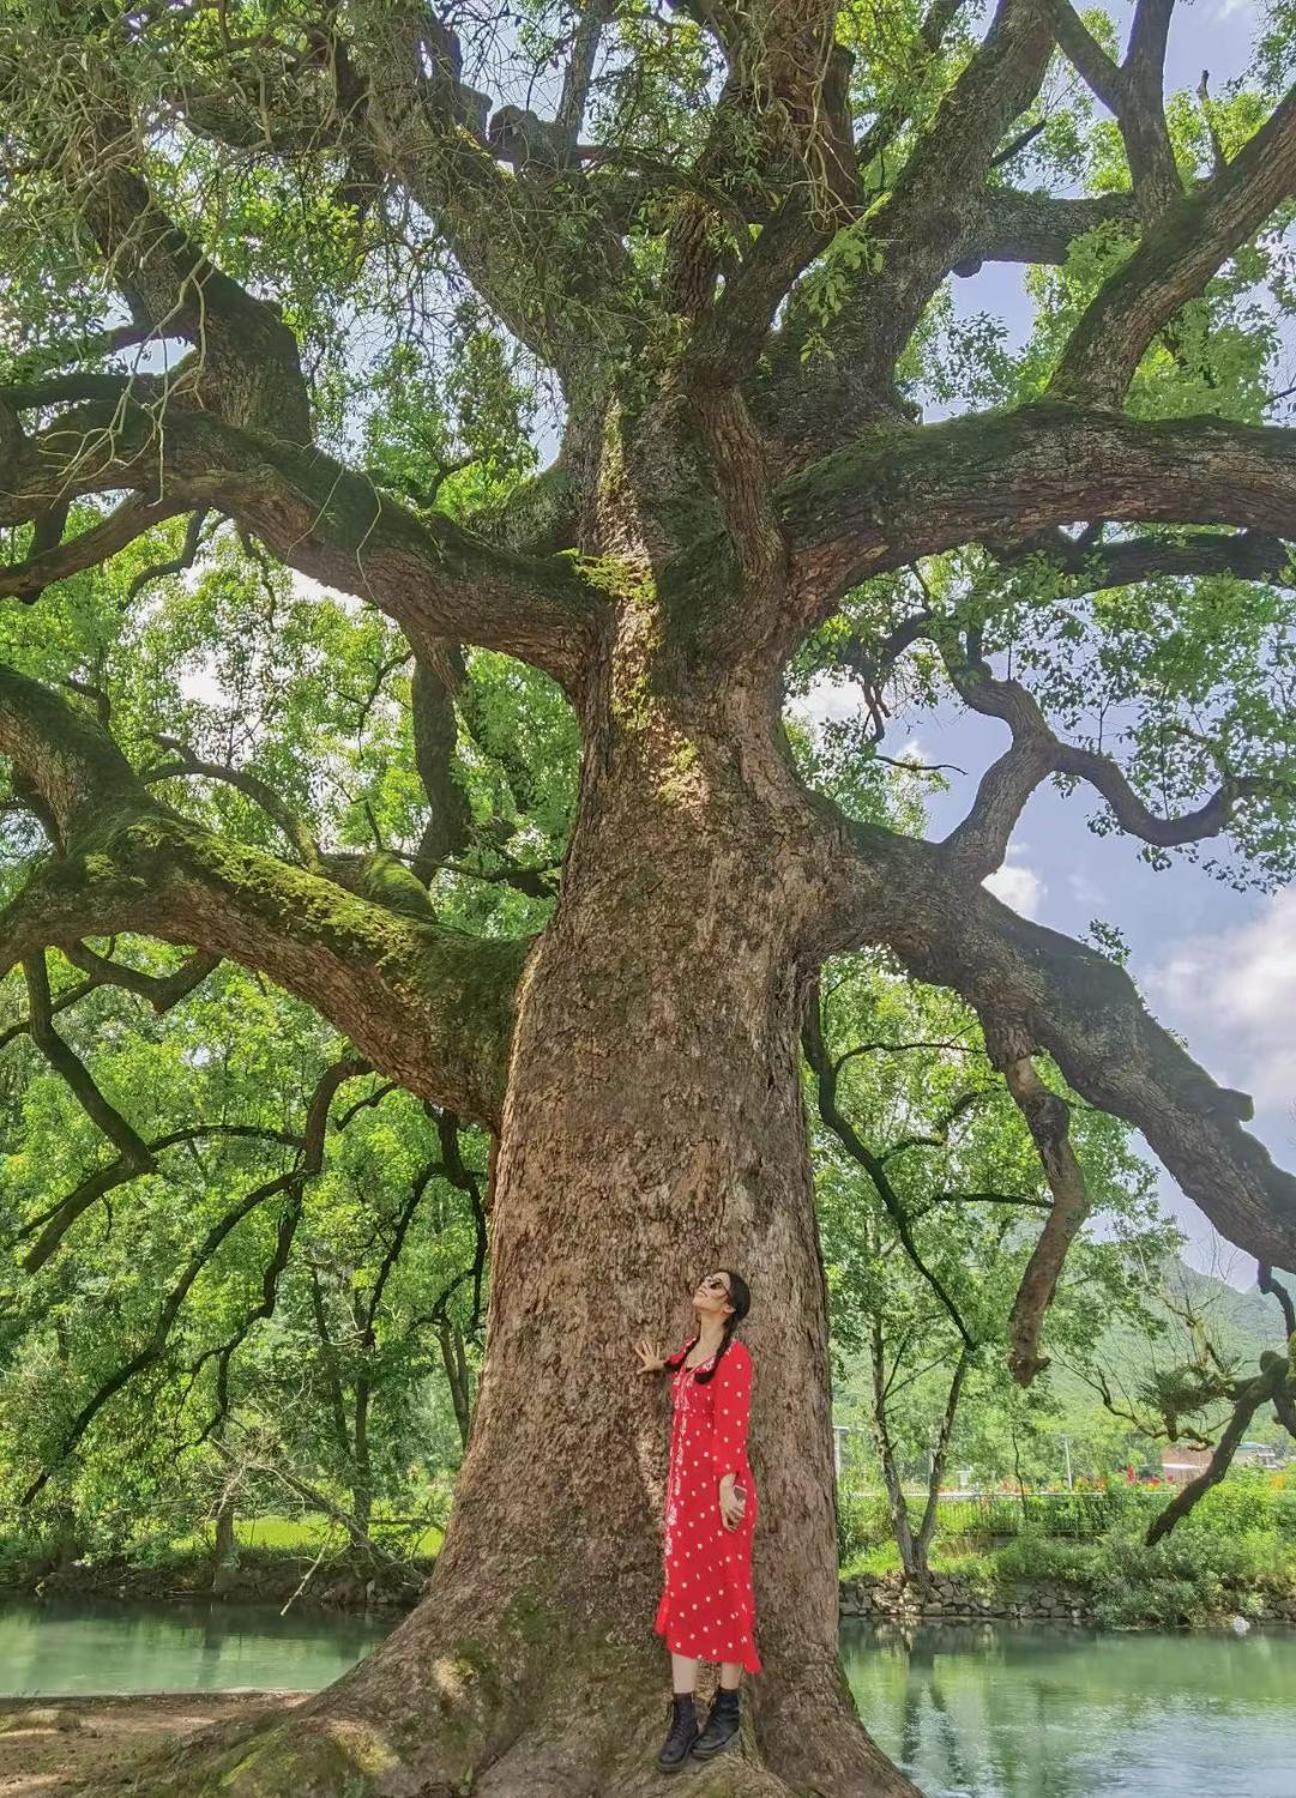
[635,1338,667,1373]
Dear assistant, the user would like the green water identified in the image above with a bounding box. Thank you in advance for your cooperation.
[2,1600,1293,1795]
[842,1617,1296,1797]
[0,1596,388,1697]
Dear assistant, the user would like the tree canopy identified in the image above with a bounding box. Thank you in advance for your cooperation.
[2,0,1296,1791]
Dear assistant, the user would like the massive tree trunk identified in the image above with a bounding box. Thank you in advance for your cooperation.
[164,643,913,1794]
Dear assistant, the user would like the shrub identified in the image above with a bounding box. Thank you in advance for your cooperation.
[835,1492,891,1565]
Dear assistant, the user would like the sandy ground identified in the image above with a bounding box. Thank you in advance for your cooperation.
[0,1692,302,1795]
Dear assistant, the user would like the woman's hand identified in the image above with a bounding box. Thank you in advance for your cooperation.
[635,1338,667,1373]
[718,1474,747,1531]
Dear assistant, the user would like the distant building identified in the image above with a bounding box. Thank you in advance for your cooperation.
[1160,1446,1213,1485]
[1235,1441,1282,1470]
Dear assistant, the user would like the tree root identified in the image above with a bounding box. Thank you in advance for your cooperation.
[87,1612,917,1798]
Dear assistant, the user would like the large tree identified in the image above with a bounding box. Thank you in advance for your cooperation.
[2,0,1295,1791]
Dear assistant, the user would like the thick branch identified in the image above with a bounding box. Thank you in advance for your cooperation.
[1145,1354,1290,1543]
[763,0,1053,453]
[949,189,1136,275]
[0,399,606,691]
[1014,525,1294,590]
[988,1034,1093,1384]
[408,645,472,884]
[813,817,1296,1270]
[934,634,1279,880]
[0,664,523,1126]
[1050,88,1296,409]
[777,404,1296,619]
[1047,0,1181,221]
[1259,1263,1296,1339]
[346,0,635,380]
[20,951,154,1178]
[0,496,188,602]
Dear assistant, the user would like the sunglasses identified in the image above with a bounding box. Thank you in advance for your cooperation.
[697,1275,730,1294]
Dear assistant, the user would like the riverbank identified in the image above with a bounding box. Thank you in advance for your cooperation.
[840,1569,1296,1626]
[0,1692,303,1796]
[7,1547,1296,1633]
[2,1547,425,1615]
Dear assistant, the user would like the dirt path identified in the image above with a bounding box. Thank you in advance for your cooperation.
[0,1692,302,1795]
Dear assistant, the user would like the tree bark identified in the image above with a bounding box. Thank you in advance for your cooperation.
[913,1349,971,1576]
[211,1488,240,1598]
[868,1320,922,1585]
[165,651,914,1793]
[437,1319,474,1448]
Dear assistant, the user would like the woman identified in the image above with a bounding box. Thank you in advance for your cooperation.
[635,1267,760,1773]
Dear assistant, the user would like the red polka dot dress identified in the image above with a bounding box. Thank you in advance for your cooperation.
[654,1335,761,1673]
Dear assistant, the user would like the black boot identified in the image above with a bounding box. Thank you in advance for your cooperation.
[691,1685,740,1760]
[656,1692,700,1774]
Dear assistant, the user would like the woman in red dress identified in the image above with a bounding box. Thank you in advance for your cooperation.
[635,1268,760,1773]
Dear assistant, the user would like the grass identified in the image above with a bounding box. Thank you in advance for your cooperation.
[837,1471,1296,1628]
[168,1513,444,1558]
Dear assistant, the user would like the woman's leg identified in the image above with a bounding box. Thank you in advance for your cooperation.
[657,1653,703,1770]
[692,1662,743,1760]
[670,1652,699,1693]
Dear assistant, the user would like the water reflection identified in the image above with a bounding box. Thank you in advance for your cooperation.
[0,1595,388,1698]
[842,1617,1296,1798]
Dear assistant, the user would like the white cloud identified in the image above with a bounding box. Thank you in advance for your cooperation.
[1147,888,1296,1111]
[983,851,1047,919]
[792,673,859,727]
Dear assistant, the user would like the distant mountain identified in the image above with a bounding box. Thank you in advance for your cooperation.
[1053,1256,1291,1448]
[1150,1258,1287,1367]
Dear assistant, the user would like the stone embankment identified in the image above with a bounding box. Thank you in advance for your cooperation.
[838,1571,1296,1625]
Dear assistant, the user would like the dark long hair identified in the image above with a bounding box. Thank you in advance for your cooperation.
[664,1270,751,1385]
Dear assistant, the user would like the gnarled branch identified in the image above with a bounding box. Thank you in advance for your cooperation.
[810,812,1296,1271]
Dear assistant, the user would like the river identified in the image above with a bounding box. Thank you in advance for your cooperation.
[1,1598,1293,1795]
